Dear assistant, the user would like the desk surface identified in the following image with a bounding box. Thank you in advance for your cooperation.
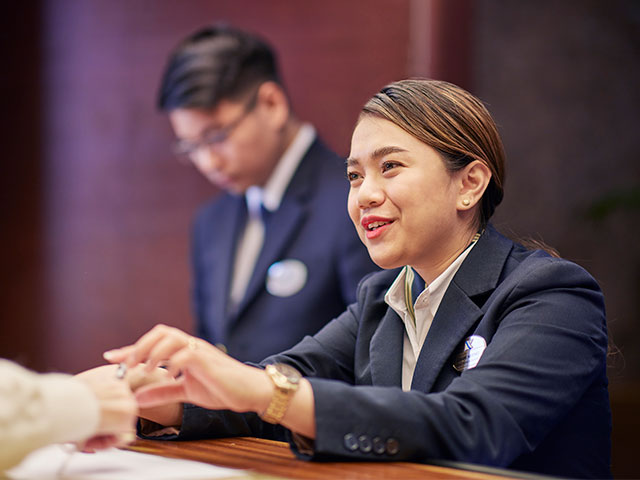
[127,437,522,480]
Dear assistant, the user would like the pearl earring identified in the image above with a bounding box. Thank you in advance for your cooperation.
[462,198,471,207]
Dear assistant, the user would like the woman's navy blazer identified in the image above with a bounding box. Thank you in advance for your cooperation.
[177,225,611,478]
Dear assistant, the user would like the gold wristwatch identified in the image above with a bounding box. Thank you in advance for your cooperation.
[260,363,301,424]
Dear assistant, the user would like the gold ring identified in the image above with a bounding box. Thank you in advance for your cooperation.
[187,337,198,351]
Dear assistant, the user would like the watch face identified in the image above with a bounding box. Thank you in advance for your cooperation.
[272,363,301,384]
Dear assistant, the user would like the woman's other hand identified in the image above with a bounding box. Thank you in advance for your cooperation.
[103,325,272,418]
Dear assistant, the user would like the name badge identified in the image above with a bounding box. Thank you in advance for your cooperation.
[266,259,308,297]
[453,335,487,372]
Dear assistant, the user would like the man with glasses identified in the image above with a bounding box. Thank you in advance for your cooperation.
[158,25,377,362]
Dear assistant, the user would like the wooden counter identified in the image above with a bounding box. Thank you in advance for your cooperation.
[127,437,526,480]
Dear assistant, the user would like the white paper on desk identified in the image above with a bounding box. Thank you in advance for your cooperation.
[6,444,247,480]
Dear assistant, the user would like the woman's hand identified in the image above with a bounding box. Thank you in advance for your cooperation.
[103,325,272,417]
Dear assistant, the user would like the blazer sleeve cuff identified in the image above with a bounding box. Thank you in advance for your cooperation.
[298,377,407,461]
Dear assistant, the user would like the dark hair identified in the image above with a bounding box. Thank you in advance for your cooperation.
[361,79,506,228]
[157,25,282,111]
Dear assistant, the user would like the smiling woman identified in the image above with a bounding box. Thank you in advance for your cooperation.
[344,81,508,284]
[93,79,611,479]
[359,80,505,228]
[346,115,489,281]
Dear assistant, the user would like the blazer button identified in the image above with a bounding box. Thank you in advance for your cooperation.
[358,434,372,453]
[385,438,400,456]
[372,436,386,455]
[343,433,359,451]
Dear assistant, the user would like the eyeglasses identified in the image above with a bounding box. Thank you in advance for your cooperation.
[172,90,258,162]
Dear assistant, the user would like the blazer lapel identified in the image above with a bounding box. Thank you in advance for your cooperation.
[370,307,404,387]
[410,225,513,393]
[410,285,483,392]
[234,140,323,316]
[211,196,247,340]
[237,200,306,314]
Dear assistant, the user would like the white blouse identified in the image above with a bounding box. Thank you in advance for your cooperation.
[385,242,477,391]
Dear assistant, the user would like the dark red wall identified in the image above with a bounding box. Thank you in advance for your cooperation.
[4,0,448,372]
[0,2,45,368]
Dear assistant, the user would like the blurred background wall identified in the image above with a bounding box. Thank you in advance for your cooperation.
[1,0,638,476]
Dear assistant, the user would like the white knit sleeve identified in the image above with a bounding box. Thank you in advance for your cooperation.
[0,360,100,470]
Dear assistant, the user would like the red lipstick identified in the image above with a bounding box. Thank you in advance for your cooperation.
[361,215,393,239]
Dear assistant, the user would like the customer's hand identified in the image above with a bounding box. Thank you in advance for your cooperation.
[77,363,183,433]
[75,368,138,451]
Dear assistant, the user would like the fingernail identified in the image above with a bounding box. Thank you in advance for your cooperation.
[103,351,114,361]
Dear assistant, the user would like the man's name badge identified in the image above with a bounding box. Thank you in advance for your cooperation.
[453,335,487,372]
[266,259,308,297]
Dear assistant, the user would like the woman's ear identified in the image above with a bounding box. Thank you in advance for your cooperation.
[456,160,492,211]
[255,81,290,130]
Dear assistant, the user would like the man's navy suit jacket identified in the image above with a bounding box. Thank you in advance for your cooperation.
[191,138,378,362]
[178,225,611,478]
